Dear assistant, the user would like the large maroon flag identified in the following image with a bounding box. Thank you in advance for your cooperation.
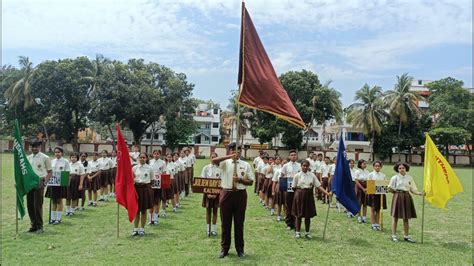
[115,124,138,222]
[237,2,305,128]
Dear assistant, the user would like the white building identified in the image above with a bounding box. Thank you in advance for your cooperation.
[408,79,432,109]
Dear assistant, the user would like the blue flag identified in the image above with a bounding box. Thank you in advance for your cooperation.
[332,136,360,215]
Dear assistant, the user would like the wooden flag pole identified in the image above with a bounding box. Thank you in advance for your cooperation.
[117,203,120,238]
[421,192,426,244]
[15,196,19,235]
[49,198,52,224]
[380,195,384,231]
[322,197,331,240]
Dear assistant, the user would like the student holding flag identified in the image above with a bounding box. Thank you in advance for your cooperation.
[388,162,423,243]
[26,139,52,233]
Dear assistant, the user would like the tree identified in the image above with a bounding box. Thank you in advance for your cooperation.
[3,56,36,111]
[384,73,424,161]
[347,84,387,161]
[164,113,198,151]
[429,127,471,162]
[227,90,255,146]
[250,111,279,147]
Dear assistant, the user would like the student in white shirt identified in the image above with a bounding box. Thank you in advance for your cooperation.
[65,153,85,216]
[109,150,117,198]
[253,152,265,195]
[78,153,88,210]
[368,161,387,231]
[173,152,184,210]
[320,157,331,204]
[45,147,70,225]
[149,150,166,225]
[131,152,154,236]
[271,157,284,221]
[388,162,423,243]
[354,159,370,223]
[86,152,101,207]
[257,156,269,204]
[263,157,275,211]
[161,153,176,217]
[179,150,191,197]
[346,159,356,218]
[129,145,140,166]
[280,150,301,230]
[201,152,221,236]
[291,160,330,239]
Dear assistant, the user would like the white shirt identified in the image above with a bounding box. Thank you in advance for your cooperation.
[179,156,191,168]
[355,169,370,181]
[315,160,323,173]
[27,152,52,178]
[201,164,221,179]
[253,156,262,167]
[80,160,89,174]
[306,158,319,173]
[292,171,321,189]
[130,151,140,165]
[97,157,113,171]
[165,162,176,179]
[110,157,117,168]
[187,154,196,165]
[69,161,85,175]
[256,161,267,174]
[329,163,336,175]
[271,164,283,182]
[388,174,420,193]
[88,160,100,173]
[51,157,70,173]
[280,161,301,178]
[368,171,386,181]
[174,159,185,172]
[320,163,330,178]
[218,159,254,190]
[264,164,273,179]
[132,163,154,184]
[350,168,357,181]
[149,159,166,175]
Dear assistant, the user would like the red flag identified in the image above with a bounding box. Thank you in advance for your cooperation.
[115,124,138,222]
[237,2,306,129]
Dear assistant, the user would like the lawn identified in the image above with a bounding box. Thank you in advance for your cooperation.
[1,153,472,265]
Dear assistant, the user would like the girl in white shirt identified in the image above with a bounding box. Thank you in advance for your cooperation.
[66,153,85,216]
[79,153,88,210]
[160,153,176,217]
[45,147,70,225]
[109,150,117,198]
[173,153,184,211]
[355,159,370,223]
[263,157,275,212]
[271,157,284,221]
[86,152,101,207]
[97,150,113,202]
[388,162,423,243]
[346,159,356,218]
[201,152,221,236]
[149,150,166,225]
[291,160,330,239]
[132,152,154,236]
[367,161,387,230]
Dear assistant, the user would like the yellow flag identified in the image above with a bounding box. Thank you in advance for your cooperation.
[423,134,463,209]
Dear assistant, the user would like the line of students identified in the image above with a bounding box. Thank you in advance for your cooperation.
[252,151,423,242]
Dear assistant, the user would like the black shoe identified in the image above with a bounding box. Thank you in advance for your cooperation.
[35,228,44,234]
[27,227,37,233]
[237,251,246,258]
[218,251,228,258]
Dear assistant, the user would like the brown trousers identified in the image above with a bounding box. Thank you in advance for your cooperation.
[27,182,45,230]
[285,191,295,229]
[219,190,247,253]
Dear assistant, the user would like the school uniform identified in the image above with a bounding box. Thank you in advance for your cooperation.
[67,161,85,201]
[110,156,117,186]
[86,160,101,192]
[320,163,330,201]
[263,165,274,197]
[280,161,301,229]
[80,159,89,199]
[271,165,285,206]
[256,161,267,193]
[253,156,263,193]
[150,158,166,205]
[179,156,191,196]
[187,153,196,183]
[291,171,321,219]
[218,158,254,254]
[130,151,140,166]
[27,152,52,231]
[132,163,154,212]
[201,164,221,209]
[328,163,336,190]
[175,159,186,194]
[97,157,113,188]
[388,174,419,219]
[367,171,387,210]
[355,169,370,206]
[162,162,175,200]
[45,157,70,200]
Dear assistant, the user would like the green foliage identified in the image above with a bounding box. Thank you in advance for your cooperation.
[250,111,279,145]
[164,114,198,150]
[429,127,471,150]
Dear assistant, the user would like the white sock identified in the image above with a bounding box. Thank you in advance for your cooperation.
[211,224,217,232]
[57,211,62,221]
[133,228,138,232]
[154,213,159,221]
[51,211,56,221]
[206,224,210,233]
[71,208,75,214]
[139,228,144,233]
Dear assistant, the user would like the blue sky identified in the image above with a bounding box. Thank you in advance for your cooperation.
[2,0,472,110]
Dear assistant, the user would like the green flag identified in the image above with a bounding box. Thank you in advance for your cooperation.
[14,119,40,219]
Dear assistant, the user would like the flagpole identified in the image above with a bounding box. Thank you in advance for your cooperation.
[379,195,383,231]
[421,191,425,244]
[322,196,331,240]
[15,196,19,235]
[117,203,120,238]
[49,198,52,224]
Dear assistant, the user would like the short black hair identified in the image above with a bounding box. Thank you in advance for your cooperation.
[394,162,410,172]
[301,160,310,167]
[70,152,79,161]
[54,146,64,153]
[289,150,297,155]
[373,160,383,167]
[29,138,42,147]
[357,159,366,169]
[228,142,241,151]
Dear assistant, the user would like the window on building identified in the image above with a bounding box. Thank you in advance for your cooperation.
[212,136,218,142]
[418,80,422,85]
[212,122,219,128]
[355,148,364,152]
[213,108,219,115]
[204,136,210,141]
[154,133,159,139]
[146,133,151,139]
[202,123,210,129]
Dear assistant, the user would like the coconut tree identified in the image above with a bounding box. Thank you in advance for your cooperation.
[384,73,423,161]
[347,84,387,161]
[3,56,36,112]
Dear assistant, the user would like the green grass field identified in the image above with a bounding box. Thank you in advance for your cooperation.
[1,153,472,265]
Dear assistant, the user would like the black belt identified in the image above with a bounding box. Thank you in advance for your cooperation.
[396,190,408,193]
[222,188,245,191]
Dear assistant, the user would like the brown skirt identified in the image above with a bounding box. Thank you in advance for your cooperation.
[368,194,387,210]
[202,194,219,208]
[85,173,100,192]
[274,190,287,206]
[322,177,329,190]
[110,168,116,185]
[45,185,67,200]
[264,178,273,197]
[153,188,162,204]
[292,188,317,218]
[100,169,110,188]
[172,178,180,195]
[162,187,174,200]
[356,181,368,206]
[180,171,186,191]
[67,174,82,200]
[257,174,265,192]
[391,191,417,219]
[135,183,154,212]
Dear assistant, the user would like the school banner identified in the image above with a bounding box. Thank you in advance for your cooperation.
[192,177,221,195]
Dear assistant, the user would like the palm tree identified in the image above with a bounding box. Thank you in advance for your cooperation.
[384,73,423,161]
[347,84,387,161]
[4,56,36,112]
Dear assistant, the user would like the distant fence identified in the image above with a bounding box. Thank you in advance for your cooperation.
[1,139,472,166]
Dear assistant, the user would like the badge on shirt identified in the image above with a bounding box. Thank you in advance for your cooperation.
[241,171,245,177]
[37,164,41,169]
[216,173,220,177]
[60,166,63,170]
[75,169,78,172]
[144,173,148,177]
